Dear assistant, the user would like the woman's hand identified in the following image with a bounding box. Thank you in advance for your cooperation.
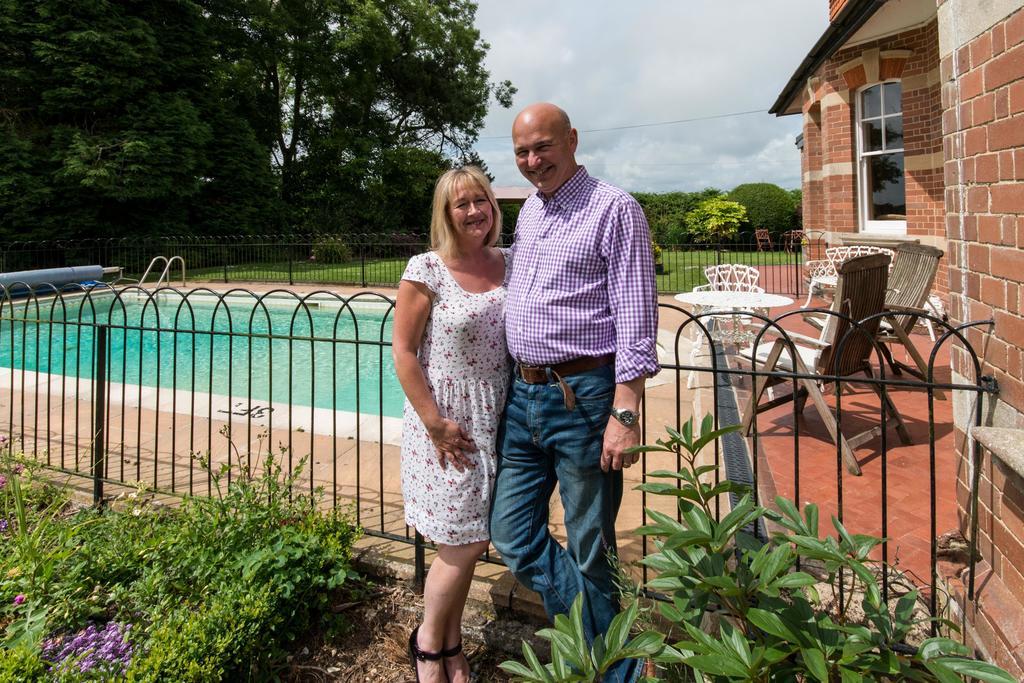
[426,418,477,472]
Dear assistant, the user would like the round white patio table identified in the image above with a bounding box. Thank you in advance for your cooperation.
[673,290,795,345]
[674,290,795,311]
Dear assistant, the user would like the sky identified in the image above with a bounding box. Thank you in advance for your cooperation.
[471,0,829,193]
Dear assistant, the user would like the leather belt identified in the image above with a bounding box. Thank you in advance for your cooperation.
[515,354,615,411]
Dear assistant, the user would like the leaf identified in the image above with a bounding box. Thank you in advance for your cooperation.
[923,659,968,683]
[626,444,674,454]
[622,630,665,657]
[772,572,818,589]
[929,657,1019,683]
[603,601,636,655]
[747,608,801,643]
[839,666,867,683]
[801,648,829,682]
[645,469,691,480]
[545,630,584,670]
[497,660,539,679]
[521,641,555,682]
[683,654,750,678]
[723,622,753,667]
[918,637,970,660]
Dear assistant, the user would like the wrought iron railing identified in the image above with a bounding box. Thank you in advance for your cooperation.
[0,281,994,629]
[0,232,823,295]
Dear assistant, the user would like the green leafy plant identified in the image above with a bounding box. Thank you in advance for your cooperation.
[0,441,361,681]
[498,596,664,682]
[683,198,747,244]
[502,416,1016,682]
[311,236,354,264]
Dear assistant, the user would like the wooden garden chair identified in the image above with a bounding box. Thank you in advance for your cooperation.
[782,229,805,253]
[754,229,773,252]
[741,253,912,476]
[804,243,945,398]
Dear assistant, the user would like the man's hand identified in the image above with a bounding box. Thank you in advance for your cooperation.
[600,417,641,472]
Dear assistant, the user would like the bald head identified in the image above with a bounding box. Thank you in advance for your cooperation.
[512,103,579,196]
[513,102,572,136]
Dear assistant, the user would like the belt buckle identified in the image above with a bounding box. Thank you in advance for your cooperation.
[517,363,546,384]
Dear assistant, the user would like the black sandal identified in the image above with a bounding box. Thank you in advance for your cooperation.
[442,642,476,682]
[408,626,446,682]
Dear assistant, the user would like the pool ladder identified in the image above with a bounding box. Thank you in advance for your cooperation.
[140,255,186,289]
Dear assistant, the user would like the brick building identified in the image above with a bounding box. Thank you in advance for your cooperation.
[771,0,1024,674]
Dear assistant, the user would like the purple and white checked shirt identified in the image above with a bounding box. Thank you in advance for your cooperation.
[506,167,659,383]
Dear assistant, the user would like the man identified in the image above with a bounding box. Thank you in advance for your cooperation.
[490,103,658,683]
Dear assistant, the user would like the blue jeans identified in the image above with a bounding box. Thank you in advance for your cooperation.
[490,365,640,683]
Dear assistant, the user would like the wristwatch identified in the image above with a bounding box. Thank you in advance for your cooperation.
[610,407,639,427]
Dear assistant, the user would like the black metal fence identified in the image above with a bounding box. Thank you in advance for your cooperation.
[0,232,819,295]
[0,281,995,627]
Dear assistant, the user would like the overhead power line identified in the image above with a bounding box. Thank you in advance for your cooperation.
[480,108,768,139]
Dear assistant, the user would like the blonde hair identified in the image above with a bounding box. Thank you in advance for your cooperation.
[429,166,502,259]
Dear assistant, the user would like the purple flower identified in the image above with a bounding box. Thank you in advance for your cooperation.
[0,519,8,533]
[41,622,133,674]
[0,475,6,489]
[13,594,25,605]
[11,463,22,475]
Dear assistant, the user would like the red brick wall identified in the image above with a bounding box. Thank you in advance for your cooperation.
[799,22,948,290]
[943,4,1024,676]
[952,441,1024,678]
[944,8,1024,419]
[802,105,827,261]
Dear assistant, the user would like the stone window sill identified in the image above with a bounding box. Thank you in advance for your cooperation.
[971,427,1024,479]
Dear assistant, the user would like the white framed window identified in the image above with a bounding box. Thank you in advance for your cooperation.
[855,81,906,235]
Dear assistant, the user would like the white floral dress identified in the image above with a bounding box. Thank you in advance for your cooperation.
[400,249,512,545]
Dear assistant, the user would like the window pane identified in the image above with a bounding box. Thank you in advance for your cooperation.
[863,119,883,152]
[885,117,903,149]
[862,85,881,118]
[867,153,906,220]
[883,82,902,115]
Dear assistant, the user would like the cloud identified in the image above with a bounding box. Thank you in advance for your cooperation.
[473,0,827,193]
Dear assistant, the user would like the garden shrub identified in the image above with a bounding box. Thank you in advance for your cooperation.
[311,235,354,264]
[727,182,798,236]
[1,448,360,680]
[502,416,1016,682]
[127,588,279,682]
[0,648,47,682]
[633,189,722,244]
[683,197,746,244]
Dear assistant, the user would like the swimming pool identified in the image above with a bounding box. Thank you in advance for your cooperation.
[0,290,405,418]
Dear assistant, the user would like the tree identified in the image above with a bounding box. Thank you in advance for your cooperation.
[684,197,747,243]
[222,0,515,233]
[727,182,798,236]
[0,0,513,241]
[632,188,722,244]
[0,0,284,240]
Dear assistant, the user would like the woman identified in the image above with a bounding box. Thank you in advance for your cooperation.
[392,166,510,683]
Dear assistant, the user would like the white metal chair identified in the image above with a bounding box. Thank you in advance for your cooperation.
[688,264,763,388]
[803,245,895,307]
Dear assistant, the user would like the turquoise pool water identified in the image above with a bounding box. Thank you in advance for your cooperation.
[0,294,404,418]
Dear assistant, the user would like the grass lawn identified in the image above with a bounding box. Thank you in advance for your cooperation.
[187,249,801,294]
[188,257,410,287]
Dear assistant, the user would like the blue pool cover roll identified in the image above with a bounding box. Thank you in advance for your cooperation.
[0,265,105,293]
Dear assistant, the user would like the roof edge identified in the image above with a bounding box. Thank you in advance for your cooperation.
[769,0,887,116]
